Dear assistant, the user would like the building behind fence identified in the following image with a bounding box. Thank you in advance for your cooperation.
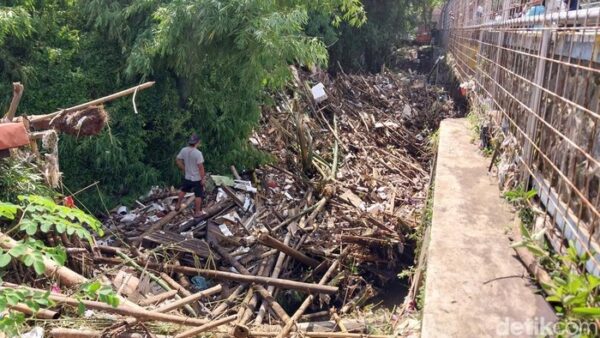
[439,0,600,274]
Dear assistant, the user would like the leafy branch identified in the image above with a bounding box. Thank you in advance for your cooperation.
[0,194,118,334]
[2,195,102,242]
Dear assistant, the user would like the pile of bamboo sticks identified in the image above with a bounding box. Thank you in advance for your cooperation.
[1,67,456,337]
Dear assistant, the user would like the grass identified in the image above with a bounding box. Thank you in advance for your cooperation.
[427,130,439,154]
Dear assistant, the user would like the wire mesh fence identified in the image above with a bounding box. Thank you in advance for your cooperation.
[439,0,600,274]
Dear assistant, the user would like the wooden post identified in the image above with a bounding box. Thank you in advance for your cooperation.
[3,82,24,122]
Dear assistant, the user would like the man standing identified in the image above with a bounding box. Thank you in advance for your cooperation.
[175,134,206,218]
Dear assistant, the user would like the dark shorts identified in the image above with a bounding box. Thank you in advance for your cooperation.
[180,179,205,198]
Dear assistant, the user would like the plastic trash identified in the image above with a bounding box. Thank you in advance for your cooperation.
[311,83,328,103]
[21,327,44,338]
[218,223,233,237]
[190,276,208,291]
[233,180,257,193]
[117,206,128,215]
[120,213,138,224]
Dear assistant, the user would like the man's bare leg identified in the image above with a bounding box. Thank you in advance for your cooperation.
[175,190,185,211]
[194,197,203,218]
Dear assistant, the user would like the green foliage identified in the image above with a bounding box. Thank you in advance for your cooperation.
[504,187,537,227]
[427,130,439,153]
[0,4,33,44]
[0,193,117,334]
[79,281,120,309]
[324,0,419,73]
[511,218,549,259]
[504,187,537,204]
[16,195,103,241]
[0,202,19,220]
[0,288,50,336]
[416,273,426,310]
[545,247,600,337]
[83,0,365,180]
[0,158,56,204]
[515,225,600,337]
[0,0,367,212]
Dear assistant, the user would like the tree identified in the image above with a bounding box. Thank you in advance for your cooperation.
[326,0,420,73]
[84,0,365,174]
[1,1,366,212]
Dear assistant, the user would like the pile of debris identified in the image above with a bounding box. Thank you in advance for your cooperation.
[2,69,456,337]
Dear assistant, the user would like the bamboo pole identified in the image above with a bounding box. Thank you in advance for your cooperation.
[10,303,59,319]
[239,255,274,325]
[94,257,338,294]
[271,203,320,232]
[255,231,291,324]
[236,287,254,324]
[155,284,222,313]
[340,234,399,247]
[159,272,201,313]
[49,328,102,338]
[29,82,155,123]
[211,244,291,322]
[160,272,192,296]
[175,314,238,338]
[49,328,167,338]
[299,311,329,321]
[258,233,320,268]
[212,284,245,317]
[298,197,328,230]
[138,290,178,306]
[47,293,206,326]
[1,286,207,326]
[275,260,340,338]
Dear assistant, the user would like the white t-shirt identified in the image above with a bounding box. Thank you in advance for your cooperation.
[177,147,204,181]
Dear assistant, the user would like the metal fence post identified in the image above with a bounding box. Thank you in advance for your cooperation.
[522,28,551,185]
[491,0,511,97]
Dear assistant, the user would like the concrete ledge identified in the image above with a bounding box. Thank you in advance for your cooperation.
[421,118,555,338]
